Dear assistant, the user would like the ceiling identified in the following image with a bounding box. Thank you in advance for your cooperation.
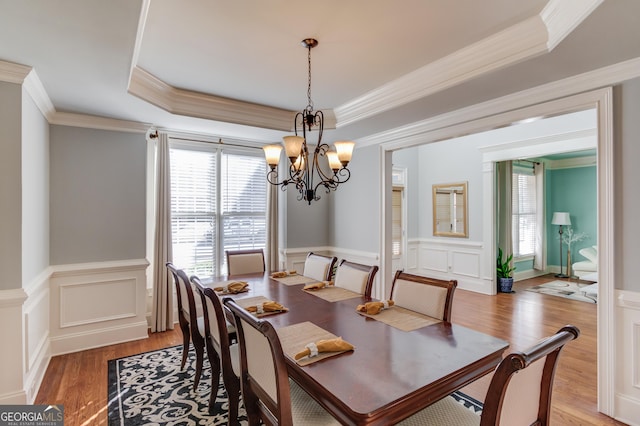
[1,0,639,144]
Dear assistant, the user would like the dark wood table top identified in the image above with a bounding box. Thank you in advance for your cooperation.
[206,273,509,425]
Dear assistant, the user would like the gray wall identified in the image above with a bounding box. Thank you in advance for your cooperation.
[284,178,332,248]
[331,144,380,252]
[21,90,49,284]
[49,126,146,264]
[615,78,640,291]
[0,82,22,290]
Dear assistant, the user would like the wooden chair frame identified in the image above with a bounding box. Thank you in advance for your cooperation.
[166,262,191,370]
[390,270,457,322]
[305,252,337,281]
[335,259,379,299]
[226,248,266,276]
[192,276,241,423]
[224,298,295,426]
[166,263,206,390]
[480,325,580,425]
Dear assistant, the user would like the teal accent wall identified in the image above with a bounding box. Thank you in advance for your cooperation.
[546,166,597,269]
[514,259,533,274]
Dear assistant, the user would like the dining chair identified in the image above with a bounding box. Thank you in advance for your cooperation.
[303,252,337,282]
[226,249,266,275]
[397,325,580,425]
[390,270,457,322]
[224,298,341,426]
[166,262,206,390]
[191,276,241,422]
[333,259,379,298]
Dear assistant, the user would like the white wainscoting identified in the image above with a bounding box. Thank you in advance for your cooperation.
[22,268,52,403]
[49,259,149,356]
[0,288,28,404]
[406,239,492,294]
[615,290,640,426]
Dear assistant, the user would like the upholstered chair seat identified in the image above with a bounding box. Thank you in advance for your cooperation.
[333,260,379,298]
[390,271,457,321]
[303,252,337,281]
[398,325,580,425]
[226,249,265,275]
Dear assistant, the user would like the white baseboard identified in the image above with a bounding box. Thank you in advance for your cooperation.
[615,392,640,426]
[50,321,148,356]
[0,389,27,405]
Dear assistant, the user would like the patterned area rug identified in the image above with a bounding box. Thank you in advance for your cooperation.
[526,280,597,303]
[108,345,482,425]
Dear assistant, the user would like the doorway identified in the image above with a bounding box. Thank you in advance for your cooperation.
[380,87,614,415]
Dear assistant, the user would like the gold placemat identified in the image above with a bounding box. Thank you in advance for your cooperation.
[273,274,317,286]
[277,321,354,366]
[210,280,250,295]
[303,286,362,302]
[357,305,441,332]
[235,296,288,317]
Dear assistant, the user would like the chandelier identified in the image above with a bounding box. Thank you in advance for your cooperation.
[263,38,355,205]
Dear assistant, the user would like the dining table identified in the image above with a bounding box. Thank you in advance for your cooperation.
[203,272,509,425]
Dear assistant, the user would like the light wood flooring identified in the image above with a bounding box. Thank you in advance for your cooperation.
[35,274,625,425]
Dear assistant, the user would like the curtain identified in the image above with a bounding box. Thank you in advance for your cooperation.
[151,132,174,332]
[266,183,279,272]
[533,162,545,270]
[496,161,513,281]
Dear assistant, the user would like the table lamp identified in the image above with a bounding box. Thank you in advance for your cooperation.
[551,212,571,278]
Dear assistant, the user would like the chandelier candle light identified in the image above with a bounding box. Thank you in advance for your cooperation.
[263,38,355,205]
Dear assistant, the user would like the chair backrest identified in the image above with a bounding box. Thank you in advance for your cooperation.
[224,298,293,425]
[480,325,580,426]
[166,262,198,319]
[303,252,337,281]
[389,271,457,321]
[333,259,379,298]
[226,249,266,275]
[191,275,231,351]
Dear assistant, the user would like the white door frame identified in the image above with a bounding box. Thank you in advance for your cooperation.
[378,87,614,415]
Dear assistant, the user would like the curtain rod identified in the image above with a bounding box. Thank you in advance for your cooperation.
[170,136,263,150]
[148,130,263,151]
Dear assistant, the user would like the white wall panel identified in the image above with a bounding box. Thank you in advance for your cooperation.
[421,247,448,273]
[50,259,149,355]
[60,278,137,327]
[616,290,640,425]
[451,250,481,278]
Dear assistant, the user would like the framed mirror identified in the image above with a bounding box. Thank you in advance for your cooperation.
[433,182,468,238]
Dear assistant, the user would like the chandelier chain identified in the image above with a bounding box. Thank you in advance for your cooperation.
[306,44,313,111]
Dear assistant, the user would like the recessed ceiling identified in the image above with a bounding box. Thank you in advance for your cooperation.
[1,0,639,143]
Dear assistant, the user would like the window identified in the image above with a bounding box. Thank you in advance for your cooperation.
[170,141,267,276]
[512,168,537,258]
[392,188,403,256]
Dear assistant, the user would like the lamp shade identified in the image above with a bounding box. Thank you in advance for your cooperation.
[263,144,283,166]
[551,212,571,226]
[283,135,304,160]
[334,141,355,165]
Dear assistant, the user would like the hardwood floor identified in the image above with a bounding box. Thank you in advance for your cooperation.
[35,274,625,425]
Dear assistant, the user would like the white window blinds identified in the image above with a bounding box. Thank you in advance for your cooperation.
[392,188,402,256]
[170,142,266,276]
[512,170,537,257]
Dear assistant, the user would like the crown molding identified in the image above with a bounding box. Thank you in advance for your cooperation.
[334,16,548,128]
[0,59,32,84]
[23,68,56,120]
[545,155,597,169]
[49,111,150,133]
[541,0,604,50]
[128,66,300,132]
[358,57,640,149]
[335,2,603,128]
